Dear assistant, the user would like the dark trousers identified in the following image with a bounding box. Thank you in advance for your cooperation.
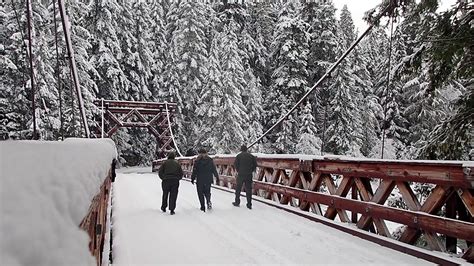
[161,179,180,211]
[234,177,252,206]
[196,182,211,208]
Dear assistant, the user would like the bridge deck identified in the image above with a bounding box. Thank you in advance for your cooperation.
[112,170,432,265]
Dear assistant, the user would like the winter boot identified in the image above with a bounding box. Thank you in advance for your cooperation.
[207,202,212,210]
[232,202,240,207]
[200,206,206,212]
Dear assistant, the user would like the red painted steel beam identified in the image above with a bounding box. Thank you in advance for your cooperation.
[93,99,177,110]
[104,107,165,115]
[121,122,148,127]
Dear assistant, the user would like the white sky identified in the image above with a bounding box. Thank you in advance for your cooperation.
[333,0,457,34]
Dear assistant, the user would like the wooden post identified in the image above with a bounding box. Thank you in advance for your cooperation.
[446,194,457,253]
[352,183,358,223]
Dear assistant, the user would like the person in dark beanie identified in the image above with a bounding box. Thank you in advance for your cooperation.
[158,151,183,215]
[233,145,257,209]
[191,148,219,212]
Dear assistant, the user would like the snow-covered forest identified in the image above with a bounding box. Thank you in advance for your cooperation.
[1,0,472,165]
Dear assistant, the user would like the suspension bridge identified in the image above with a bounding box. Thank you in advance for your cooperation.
[3,0,473,265]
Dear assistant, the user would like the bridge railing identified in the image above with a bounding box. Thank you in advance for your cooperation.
[153,155,473,262]
[80,160,115,265]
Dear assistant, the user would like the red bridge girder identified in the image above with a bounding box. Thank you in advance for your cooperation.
[92,100,178,158]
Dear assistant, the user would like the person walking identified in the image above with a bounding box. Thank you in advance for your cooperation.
[158,151,183,215]
[191,148,220,212]
[233,145,257,209]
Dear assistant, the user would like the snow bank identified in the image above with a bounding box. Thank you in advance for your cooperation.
[0,138,117,266]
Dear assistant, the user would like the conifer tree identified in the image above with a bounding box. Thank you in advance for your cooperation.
[163,1,209,150]
[0,1,31,139]
[325,5,364,156]
[296,101,321,155]
[300,0,338,145]
[267,2,309,153]
[196,21,248,153]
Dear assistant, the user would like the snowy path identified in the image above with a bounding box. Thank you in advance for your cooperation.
[112,170,431,265]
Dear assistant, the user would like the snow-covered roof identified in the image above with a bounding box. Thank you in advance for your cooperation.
[0,138,117,265]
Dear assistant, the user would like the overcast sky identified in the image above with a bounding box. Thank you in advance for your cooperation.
[332,0,457,35]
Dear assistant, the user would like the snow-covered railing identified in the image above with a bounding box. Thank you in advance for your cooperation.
[79,158,116,265]
[153,155,473,263]
[1,139,117,266]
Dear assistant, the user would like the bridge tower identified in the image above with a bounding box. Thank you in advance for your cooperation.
[92,100,178,158]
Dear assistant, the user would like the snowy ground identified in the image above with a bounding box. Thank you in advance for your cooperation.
[111,170,433,265]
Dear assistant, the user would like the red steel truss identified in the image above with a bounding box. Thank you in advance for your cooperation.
[92,100,178,158]
[153,156,474,264]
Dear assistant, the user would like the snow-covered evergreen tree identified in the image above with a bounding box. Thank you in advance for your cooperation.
[296,101,321,155]
[163,0,209,150]
[87,0,127,100]
[0,1,32,139]
[358,27,388,157]
[247,2,275,90]
[325,5,363,156]
[149,1,168,99]
[300,0,338,148]
[267,2,309,153]
[244,69,264,152]
[196,21,248,153]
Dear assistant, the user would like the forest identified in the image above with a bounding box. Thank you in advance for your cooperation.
[1,0,472,165]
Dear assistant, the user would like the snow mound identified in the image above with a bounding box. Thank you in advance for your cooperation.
[0,138,117,266]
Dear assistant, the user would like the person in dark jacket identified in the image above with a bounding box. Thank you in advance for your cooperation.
[158,151,183,215]
[191,148,220,212]
[185,148,197,157]
[233,145,257,209]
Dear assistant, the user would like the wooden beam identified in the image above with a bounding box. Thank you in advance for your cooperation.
[462,246,474,263]
[313,160,468,188]
[354,177,391,237]
[446,193,458,253]
[399,185,453,251]
[324,176,352,222]
[280,170,300,205]
[351,182,358,223]
[253,181,474,242]
[357,180,395,233]
[457,189,474,217]
[93,99,177,110]
[103,107,164,115]
[105,110,124,127]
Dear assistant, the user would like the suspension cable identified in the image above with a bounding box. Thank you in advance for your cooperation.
[26,0,37,138]
[164,102,183,157]
[381,14,395,159]
[58,0,90,138]
[52,0,64,140]
[247,3,396,149]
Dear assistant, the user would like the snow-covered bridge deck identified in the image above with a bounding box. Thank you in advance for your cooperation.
[112,169,431,265]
